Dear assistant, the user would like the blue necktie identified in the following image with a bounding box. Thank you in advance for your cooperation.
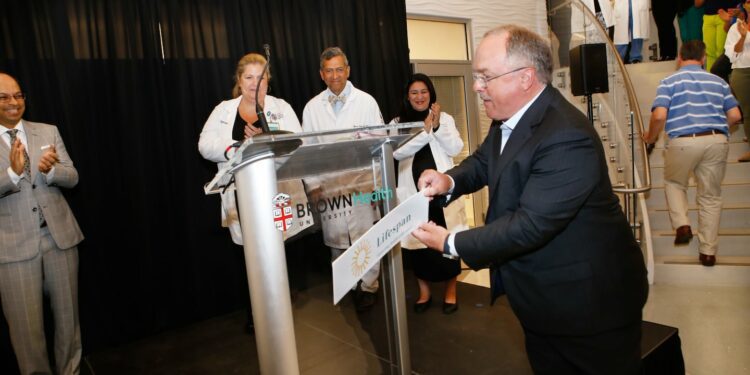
[500,123,512,154]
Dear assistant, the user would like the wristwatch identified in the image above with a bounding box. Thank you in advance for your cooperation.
[442,236,458,259]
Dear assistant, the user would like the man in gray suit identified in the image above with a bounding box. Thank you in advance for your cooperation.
[0,72,84,375]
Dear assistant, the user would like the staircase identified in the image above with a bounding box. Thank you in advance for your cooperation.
[627,61,750,286]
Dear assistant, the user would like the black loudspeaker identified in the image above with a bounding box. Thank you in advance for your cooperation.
[569,43,609,96]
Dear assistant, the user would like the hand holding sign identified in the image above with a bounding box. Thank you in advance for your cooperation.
[411,221,450,253]
[331,191,429,304]
[417,169,453,200]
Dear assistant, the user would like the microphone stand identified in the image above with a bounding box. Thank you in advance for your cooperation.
[254,45,271,133]
[253,44,291,137]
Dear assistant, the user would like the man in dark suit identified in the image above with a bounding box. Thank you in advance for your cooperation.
[412,25,649,373]
[0,72,83,375]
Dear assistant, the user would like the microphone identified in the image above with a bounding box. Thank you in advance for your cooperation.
[263,44,271,62]
[253,44,271,132]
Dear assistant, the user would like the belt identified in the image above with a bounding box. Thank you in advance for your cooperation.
[676,129,725,138]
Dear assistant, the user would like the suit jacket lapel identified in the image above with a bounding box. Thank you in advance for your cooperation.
[490,86,556,192]
[24,121,42,182]
[0,132,9,166]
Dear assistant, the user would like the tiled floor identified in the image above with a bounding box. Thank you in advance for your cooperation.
[84,270,534,374]
[461,268,750,375]
[643,284,750,375]
[79,262,750,374]
[6,238,742,374]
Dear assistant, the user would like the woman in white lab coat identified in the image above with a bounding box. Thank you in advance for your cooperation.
[198,52,302,333]
[391,74,468,314]
[199,53,302,245]
[613,0,651,63]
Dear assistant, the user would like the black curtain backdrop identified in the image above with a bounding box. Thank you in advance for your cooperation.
[0,0,409,367]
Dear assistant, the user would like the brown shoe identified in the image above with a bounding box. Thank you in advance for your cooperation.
[674,225,693,245]
[738,151,750,162]
[699,253,716,267]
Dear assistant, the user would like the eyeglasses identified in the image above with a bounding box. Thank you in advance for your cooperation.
[0,93,25,104]
[322,67,347,75]
[472,67,530,88]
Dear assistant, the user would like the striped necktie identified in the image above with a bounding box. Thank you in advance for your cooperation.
[7,128,45,226]
[7,129,31,177]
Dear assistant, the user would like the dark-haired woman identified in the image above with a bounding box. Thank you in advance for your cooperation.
[391,74,467,314]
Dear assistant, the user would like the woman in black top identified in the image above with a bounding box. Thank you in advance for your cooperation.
[392,74,467,314]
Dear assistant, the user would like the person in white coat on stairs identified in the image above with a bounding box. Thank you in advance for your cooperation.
[572,0,614,36]
[613,0,650,63]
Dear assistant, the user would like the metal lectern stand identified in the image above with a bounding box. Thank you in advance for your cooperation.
[205,124,422,374]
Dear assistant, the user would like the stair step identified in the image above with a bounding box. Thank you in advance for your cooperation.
[645,184,750,207]
[648,202,750,211]
[653,228,750,236]
[651,231,750,257]
[626,62,675,121]
[648,207,750,230]
[653,260,750,287]
[658,255,750,265]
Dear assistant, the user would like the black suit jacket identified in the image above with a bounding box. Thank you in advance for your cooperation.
[449,86,648,336]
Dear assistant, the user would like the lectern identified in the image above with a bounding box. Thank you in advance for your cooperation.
[205,123,422,374]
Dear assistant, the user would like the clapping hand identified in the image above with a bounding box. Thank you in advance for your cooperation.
[718,9,733,22]
[738,19,748,38]
[9,138,26,175]
[38,145,59,174]
[424,103,442,132]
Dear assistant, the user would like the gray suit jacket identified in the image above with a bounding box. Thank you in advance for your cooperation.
[0,120,84,263]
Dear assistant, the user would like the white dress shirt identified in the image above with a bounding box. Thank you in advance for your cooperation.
[2,120,55,185]
[445,87,546,256]
[725,22,750,69]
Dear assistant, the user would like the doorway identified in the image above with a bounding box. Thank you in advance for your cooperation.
[410,61,485,227]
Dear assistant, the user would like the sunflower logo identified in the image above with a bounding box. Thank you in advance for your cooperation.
[351,241,372,277]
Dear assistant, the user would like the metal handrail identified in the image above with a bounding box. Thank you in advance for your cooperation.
[550,0,652,193]
[549,0,655,284]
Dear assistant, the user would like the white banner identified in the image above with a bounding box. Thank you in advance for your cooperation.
[332,191,429,304]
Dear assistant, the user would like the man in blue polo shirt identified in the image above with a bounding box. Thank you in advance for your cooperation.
[644,40,742,266]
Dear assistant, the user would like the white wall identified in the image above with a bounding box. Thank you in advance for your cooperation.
[405,0,548,139]
[405,0,548,58]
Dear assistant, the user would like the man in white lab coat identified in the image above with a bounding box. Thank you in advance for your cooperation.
[613,0,650,63]
[302,47,384,312]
